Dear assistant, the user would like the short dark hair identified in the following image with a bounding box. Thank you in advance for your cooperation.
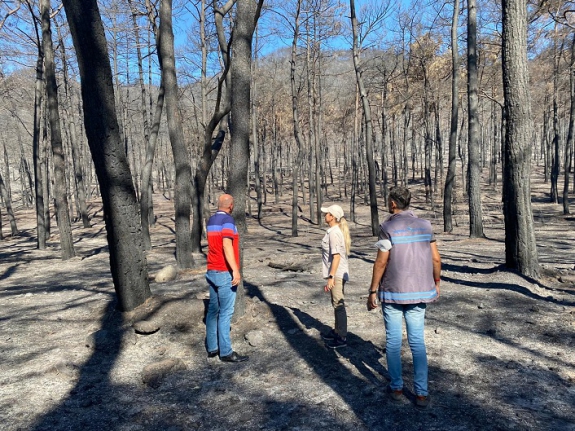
[389,186,411,209]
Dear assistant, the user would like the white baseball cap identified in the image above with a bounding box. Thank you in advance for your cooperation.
[321,204,344,221]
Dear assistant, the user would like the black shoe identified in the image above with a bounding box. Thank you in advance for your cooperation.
[220,352,249,363]
[207,350,219,358]
[321,329,337,341]
[326,336,347,349]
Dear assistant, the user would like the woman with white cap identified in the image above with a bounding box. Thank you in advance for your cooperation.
[320,204,351,348]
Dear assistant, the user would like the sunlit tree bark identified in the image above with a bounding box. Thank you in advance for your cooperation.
[62,0,151,311]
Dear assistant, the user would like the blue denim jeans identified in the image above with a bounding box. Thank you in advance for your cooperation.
[382,303,428,396]
[205,270,237,357]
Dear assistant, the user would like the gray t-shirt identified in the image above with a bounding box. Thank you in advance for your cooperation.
[322,225,349,281]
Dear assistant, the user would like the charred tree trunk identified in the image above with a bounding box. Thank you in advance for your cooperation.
[467,0,484,238]
[350,0,379,234]
[501,0,539,278]
[32,34,46,248]
[159,0,193,268]
[444,0,460,233]
[62,0,151,311]
[229,0,263,318]
[0,171,17,236]
[290,0,305,237]
[190,0,232,253]
[41,0,75,259]
[563,33,575,215]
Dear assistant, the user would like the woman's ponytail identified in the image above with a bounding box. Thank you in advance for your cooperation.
[338,217,351,256]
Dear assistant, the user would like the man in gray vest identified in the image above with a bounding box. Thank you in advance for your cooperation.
[367,186,441,408]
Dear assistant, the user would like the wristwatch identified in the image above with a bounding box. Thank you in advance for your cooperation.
[328,275,334,279]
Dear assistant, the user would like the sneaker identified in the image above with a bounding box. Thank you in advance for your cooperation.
[415,395,430,408]
[387,386,403,402]
[220,351,249,363]
[326,335,347,349]
[321,329,337,341]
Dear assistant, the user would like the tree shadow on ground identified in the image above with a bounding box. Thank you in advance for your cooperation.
[30,300,125,431]
[22,276,573,431]
[442,274,575,307]
[244,281,541,430]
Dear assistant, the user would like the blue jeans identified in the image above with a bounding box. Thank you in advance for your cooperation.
[205,270,237,357]
[382,303,428,396]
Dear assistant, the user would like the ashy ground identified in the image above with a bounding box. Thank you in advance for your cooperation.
[0,181,574,431]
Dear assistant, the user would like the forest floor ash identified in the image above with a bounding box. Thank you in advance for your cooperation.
[0,183,574,431]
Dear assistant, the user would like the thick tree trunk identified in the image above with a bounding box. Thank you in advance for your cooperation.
[159,0,193,269]
[467,0,484,238]
[501,0,539,278]
[41,0,75,259]
[62,0,151,311]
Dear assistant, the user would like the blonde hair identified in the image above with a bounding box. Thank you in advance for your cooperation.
[338,217,351,256]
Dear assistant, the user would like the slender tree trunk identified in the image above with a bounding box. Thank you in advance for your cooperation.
[41,0,75,259]
[290,0,305,237]
[190,0,233,253]
[434,98,443,196]
[380,84,390,205]
[229,0,263,318]
[62,0,151,311]
[0,171,17,236]
[563,33,575,215]
[350,0,379,234]
[467,0,484,238]
[56,21,90,229]
[423,75,433,204]
[501,0,539,278]
[444,0,460,233]
[313,48,322,223]
[41,111,51,236]
[550,28,561,204]
[141,87,164,250]
[140,0,164,250]
[252,34,263,221]
[403,108,411,185]
[129,0,154,245]
[159,0,193,268]
[32,39,46,248]
[2,140,12,204]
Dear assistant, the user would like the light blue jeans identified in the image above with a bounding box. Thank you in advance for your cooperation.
[382,303,428,396]
[205,270,236,357]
